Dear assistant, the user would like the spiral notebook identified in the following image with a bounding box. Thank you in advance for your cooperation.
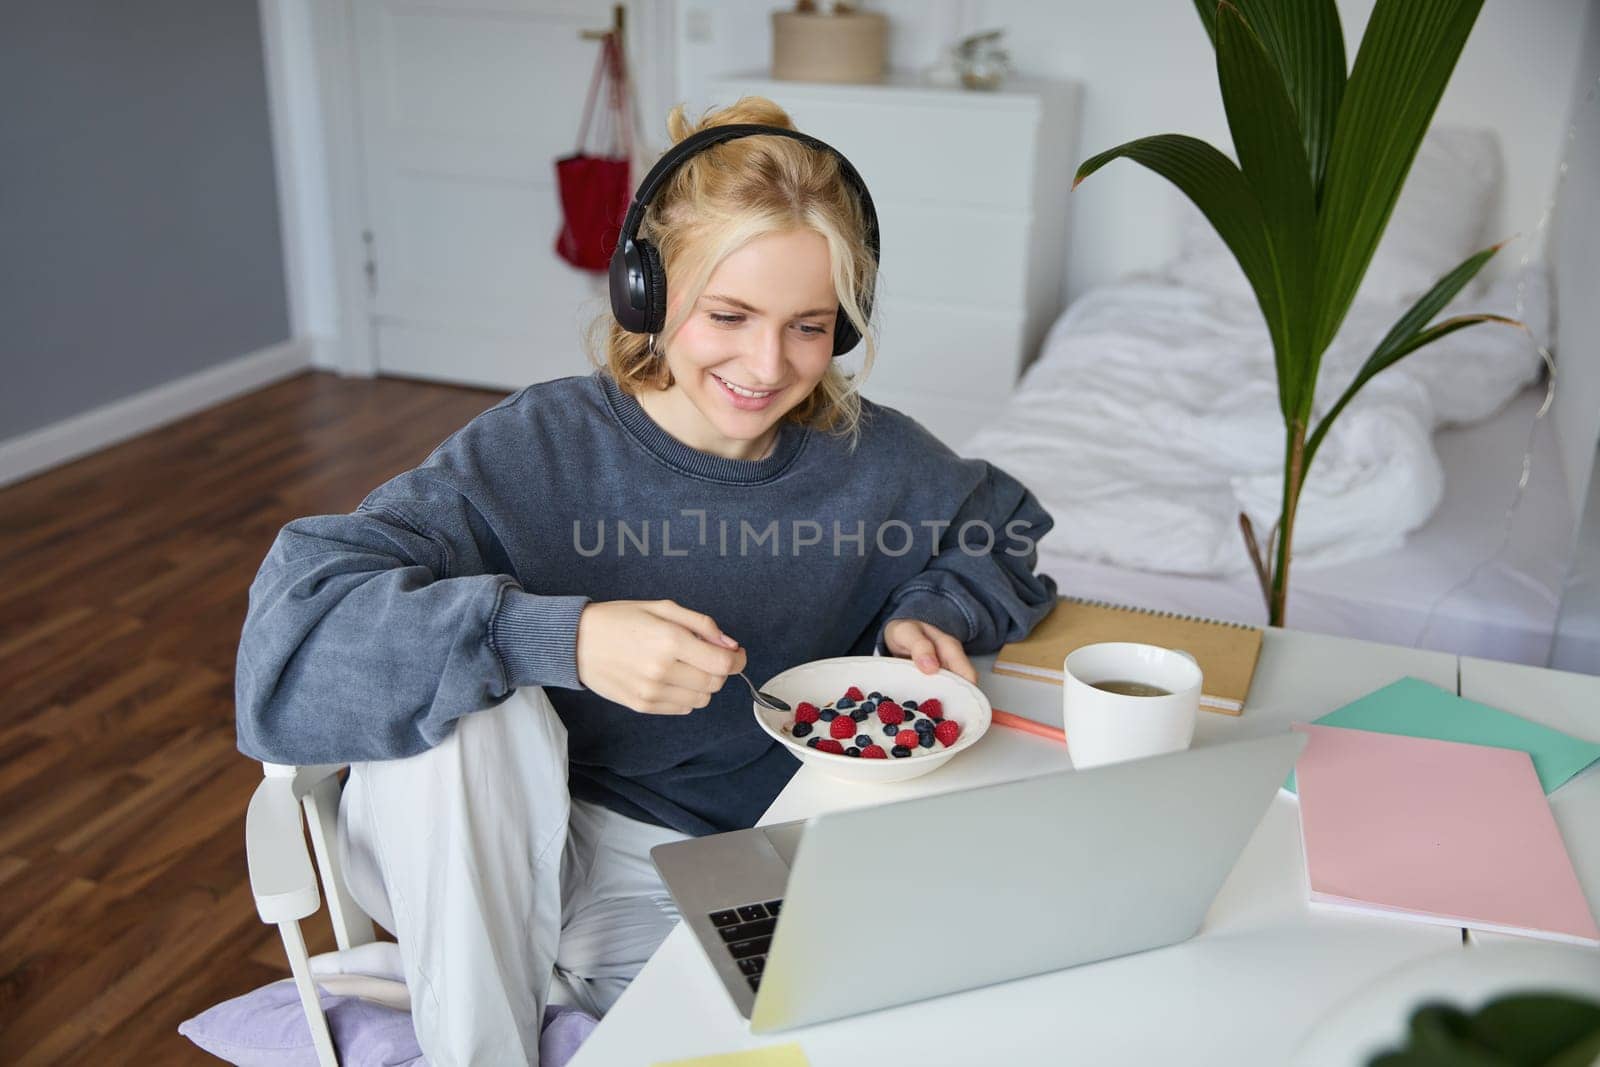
[990,596,1263,714]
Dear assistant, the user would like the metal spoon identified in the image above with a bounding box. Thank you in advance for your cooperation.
[735,671,790,712]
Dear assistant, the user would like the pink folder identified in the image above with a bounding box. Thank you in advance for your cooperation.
[1293,723,1600,946]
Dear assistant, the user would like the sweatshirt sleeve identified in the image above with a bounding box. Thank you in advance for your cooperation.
[872,459,1060,657]
[234,469,590,766]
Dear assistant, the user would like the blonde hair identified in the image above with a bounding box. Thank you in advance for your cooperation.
[582,95,879,450]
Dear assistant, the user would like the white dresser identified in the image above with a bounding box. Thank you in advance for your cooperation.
[704,71,1082,453]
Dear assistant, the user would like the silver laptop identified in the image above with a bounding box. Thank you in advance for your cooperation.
[651,730,1307,1033]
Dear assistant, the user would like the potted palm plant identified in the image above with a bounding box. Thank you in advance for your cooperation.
[1074,0,1518,626]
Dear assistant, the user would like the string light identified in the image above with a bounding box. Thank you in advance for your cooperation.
[1412,73,1596,651]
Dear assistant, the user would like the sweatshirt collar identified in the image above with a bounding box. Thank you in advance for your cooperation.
[596,370,808,483]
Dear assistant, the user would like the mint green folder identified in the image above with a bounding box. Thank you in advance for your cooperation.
[1283,676,1600,795]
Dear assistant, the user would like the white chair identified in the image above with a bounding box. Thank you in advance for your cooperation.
[245,761,375,1067]
[246,758,592,1064]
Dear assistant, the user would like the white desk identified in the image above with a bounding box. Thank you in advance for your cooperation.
[1457,656,1600,947]
[572,630,1473,1066]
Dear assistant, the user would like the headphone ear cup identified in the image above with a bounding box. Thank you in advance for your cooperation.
[637,239,668,335]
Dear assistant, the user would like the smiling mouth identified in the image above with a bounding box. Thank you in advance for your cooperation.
[711,373,780,399]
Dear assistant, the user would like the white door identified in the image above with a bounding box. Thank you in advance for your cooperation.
[349,0,663,389]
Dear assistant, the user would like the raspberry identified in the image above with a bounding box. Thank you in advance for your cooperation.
[920,698,944,720]
[844,686,865,701]
[895,729,919,749]
[815,739,844,755]
[830,716,857,740]
[794,701,820,724]
[935,720,961,747]
[876,701,904,726]
[860,745,887,759]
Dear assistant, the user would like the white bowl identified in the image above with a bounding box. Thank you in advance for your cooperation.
[752,655,991,783]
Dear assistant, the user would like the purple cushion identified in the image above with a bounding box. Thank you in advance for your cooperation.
[179,979,597,1067]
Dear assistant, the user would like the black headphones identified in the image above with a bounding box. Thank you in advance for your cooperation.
[607,123,880,358]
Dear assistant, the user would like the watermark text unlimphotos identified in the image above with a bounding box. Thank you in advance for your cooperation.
[571,510,1036,558]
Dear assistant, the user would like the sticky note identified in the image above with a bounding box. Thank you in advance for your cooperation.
[652,1042,810,1067]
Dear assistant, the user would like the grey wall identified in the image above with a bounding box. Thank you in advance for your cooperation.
[0,0,290,441]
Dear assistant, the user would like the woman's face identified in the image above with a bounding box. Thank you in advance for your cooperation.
[641,228,839,461]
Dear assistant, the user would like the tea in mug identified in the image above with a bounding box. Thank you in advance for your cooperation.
[1089,679,1172,698]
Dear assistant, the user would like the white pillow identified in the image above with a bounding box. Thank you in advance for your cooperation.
[1167,125,1504,309]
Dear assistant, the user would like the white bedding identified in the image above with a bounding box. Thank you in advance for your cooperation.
[1011,383,1571,665]
[965,268,1549,578]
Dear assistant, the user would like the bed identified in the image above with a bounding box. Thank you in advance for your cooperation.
[962,126,1580,667]
[1003,382,1571,665]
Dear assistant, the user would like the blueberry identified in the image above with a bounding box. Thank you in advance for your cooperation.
[836,697,856,709]
[914,719,935,734]
[854,734,871,747]
[903,699,919,710]
[851,709,869,722]
[819,709,838,722]
[868,691,883,701]
[918,733,935,748]
[891,745,912,758]
[806,737,820,748]
[793,722,812,738]
[902,708,916,720]
[883,725,899,737]
[845,746,861,757]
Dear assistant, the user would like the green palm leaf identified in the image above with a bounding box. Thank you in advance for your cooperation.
[1311,0,1486,354]
[1215,5,1319,413]
[1195,0,1347,198]
[1304,243,1516,469]
[1074,136,1294,386]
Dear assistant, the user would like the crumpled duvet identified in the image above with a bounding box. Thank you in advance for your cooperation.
[965,267,1548,576]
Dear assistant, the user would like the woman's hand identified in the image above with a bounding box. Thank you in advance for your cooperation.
[882,618,978,685]
[575,599,746,715]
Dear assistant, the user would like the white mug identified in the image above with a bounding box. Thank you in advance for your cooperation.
[1063,642,1202,770]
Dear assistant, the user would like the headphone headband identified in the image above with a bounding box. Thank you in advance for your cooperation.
[607,123,879,357]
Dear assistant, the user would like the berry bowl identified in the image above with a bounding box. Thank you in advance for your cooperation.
[752,655,991,783]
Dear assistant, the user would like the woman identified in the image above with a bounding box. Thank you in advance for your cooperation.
[234,95,1059,1065]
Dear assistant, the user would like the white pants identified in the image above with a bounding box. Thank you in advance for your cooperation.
[336,685,692,1066]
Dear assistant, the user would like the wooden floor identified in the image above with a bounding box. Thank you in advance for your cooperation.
[0,371,508,1064]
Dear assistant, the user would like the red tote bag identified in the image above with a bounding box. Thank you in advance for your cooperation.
[554,33,635,272]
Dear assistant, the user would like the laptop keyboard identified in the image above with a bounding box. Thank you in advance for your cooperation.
[707,899,783,990]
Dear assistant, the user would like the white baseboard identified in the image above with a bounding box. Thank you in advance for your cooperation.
[0,338,313,489]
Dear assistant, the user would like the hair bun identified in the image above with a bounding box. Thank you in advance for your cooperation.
[666,96,796,146]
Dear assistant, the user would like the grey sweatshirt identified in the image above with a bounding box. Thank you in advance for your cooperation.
[235,369,1060,835]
